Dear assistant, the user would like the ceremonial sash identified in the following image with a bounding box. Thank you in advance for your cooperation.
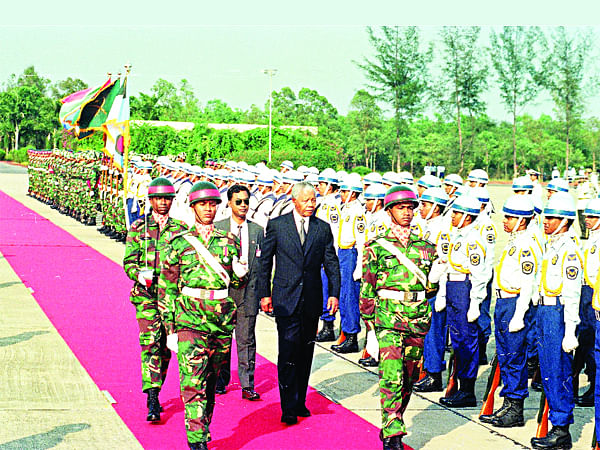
[182,234,230,286]
[376,238,428,286]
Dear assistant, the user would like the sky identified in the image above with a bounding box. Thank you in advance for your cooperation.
[2,0,600,122]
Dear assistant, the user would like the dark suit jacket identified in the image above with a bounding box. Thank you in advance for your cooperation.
[215,218,264,316]
[256,212,340,317]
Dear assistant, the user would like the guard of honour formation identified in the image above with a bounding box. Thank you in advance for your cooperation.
[24,150,600,450]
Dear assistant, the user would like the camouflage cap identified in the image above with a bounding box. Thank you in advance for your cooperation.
[189,181,222,205]
[148,177,176,198]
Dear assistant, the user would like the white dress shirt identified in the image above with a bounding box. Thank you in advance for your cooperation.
[292,209,310,240]
[230,217,249,261]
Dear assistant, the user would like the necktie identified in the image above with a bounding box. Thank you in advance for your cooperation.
[300,218,306,246]
[237,224,243,258]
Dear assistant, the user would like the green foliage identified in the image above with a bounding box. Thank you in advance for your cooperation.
[351,165,372,176]
[0,149,5,160]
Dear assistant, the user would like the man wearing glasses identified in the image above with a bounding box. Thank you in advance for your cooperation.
[214,184,265,400]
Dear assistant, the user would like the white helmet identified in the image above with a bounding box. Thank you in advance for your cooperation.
[420,187,449,220]
[512,176,534,192]
[451,194,481,228]
[417,175,442,190]
[467,168,489,185]
[470,186,490,205]
[363,172,383,186]
[444,173,463,189]
[544,191,576,236]
[503,195,534,232]
[547,178,570,193]
[364,183,387,200]
[585,198,600,230]
[382,171,401,186]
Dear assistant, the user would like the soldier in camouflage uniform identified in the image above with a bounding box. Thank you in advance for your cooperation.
[123,177,188,422]
[360,185,441,450]
[158,181,247,450]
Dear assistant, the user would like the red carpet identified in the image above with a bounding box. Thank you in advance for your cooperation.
[0,190,384,450]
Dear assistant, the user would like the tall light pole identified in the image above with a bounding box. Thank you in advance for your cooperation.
[262,69,277,162]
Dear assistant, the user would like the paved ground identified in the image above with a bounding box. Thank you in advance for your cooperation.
[0,161,595,449]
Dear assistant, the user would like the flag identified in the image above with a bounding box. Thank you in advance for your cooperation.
[102,77,130,170]
[59,78,115,133]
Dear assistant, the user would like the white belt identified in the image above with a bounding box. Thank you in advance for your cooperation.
[496,289,518,299]
[181,287,229,300]
[448,273,469,282]
[539,295,560,306]
[377,289,426,301]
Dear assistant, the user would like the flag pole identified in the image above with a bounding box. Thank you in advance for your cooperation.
[122,63,132,230]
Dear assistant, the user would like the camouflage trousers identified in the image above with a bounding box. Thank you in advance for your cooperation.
[376,327,425,439]
[134,300,171,392]
[177,329,232,444]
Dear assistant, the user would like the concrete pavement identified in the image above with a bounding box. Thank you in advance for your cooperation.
[0,162,595,449]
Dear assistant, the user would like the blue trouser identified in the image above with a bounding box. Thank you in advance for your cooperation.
[526,305,538,361]
[126,198,138,226]
[337,248,361,334]
[578,285,596,381]
[423,295,447,373]
[494,295,530,399]
[447,280,478,379]
[536,302,574,426]
[594,313,600,442]
[477,277,493,353]
[320,267,335,322]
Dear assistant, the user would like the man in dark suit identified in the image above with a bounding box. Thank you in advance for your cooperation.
[257,181,341,425]
[215,184,264,401]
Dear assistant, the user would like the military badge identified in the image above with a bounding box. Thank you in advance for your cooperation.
[441,242,450,254]
[521,249,531,257]
[223,256,230,263]
[357,222,366,233]
[470,254,480,266]
[468,243,477,251]
[566,266,579,280]
[522,262,534,274]
[487,234,495,244]
[330,213,339,224]
[508,246,516,256]
[567,254,577,261]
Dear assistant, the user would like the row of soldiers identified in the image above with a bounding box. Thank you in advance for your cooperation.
[26,150,600,449]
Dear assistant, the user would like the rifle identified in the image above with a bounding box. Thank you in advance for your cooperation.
[479,354,501,418]
[535,389,549,438]
[445,350,458,398]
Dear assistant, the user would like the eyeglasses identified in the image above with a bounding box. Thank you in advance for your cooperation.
[235,199,250,205]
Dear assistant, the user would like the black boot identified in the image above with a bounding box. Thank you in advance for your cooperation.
[414,372,443,392]
[490,397,525,427]
[188,442,208,450]
[527,357,538,379]
[575,385,594,407]
[480,396,511,423]
[479,341,488,365]
[382,435,403,450]
[530,425,572,449]
[315,321,336,342]
[331,333,359,353]
[439,378,476,408]
[146,388,161,422]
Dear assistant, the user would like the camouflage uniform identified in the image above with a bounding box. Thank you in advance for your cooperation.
[123,214,188,392]
[360,228,437,440]
[158,227,245,444]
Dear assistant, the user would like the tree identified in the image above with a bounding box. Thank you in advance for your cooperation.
[346,90,383,168]
[50,77,88,101]
[489,26,540,178]
[436,26,488,175]
[536,27,593,171]
[356,26,433,170]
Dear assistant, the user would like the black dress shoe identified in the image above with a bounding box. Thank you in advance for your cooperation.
[359,356,379,367]
[146,387,161,422]
[215,385,226,395]
[331,333,359,353]
[281,413,298,425]
[575,386,594,407]
[439,390,477,408]
[530,380,543,392]
[315,321,336,342]
[382,435,404,450]
[241,388,260,401]
[188,441,208,450]
[295,406,311,417]
[413,373,443,393]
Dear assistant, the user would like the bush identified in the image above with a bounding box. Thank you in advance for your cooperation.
[351,166,372,176]
[0,150,5,160]
[6,148,28,163]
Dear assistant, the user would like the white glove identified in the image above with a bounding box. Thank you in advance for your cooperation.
[562,323,579,353]
[508,316,525,333]
[353,260,362,281]
[365,330,379,361]
[428,259,447,284]
[137,270,153,287]
[232,256,248,278]
[434,294,446,312]
[166,334,178,353]
[467,302,480,323]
